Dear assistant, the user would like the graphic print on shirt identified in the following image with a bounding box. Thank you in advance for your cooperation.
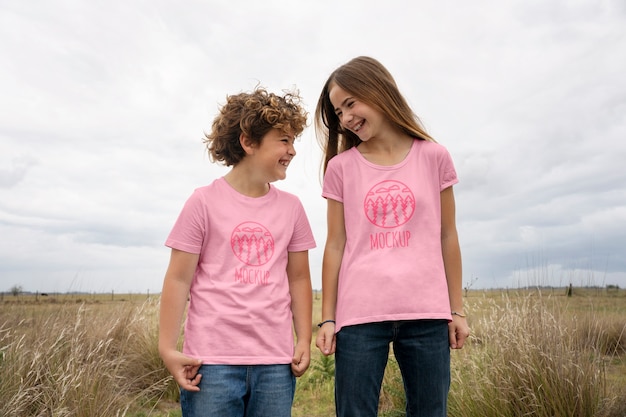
[231,221,274,285]
[364,180,414,250]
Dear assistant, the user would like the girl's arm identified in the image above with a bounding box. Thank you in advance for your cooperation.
[440,186,470,349]
[316,198,346,355]
[158,248,203,391]
[287,250,313,377]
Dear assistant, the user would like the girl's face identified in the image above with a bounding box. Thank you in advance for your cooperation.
[328,83,386,142]
[249,128,296,183]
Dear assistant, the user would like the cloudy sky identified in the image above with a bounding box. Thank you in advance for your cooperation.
[1,0,625,294]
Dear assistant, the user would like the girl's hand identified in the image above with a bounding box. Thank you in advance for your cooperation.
[448,316,470,349]
[315,322,336,355]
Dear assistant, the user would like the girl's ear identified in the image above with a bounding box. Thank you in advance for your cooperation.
[239,133,256,155]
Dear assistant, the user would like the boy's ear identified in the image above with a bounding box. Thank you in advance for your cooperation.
[239,133,256,155]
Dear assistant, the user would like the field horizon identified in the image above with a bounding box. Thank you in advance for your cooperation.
[1,287,624,416]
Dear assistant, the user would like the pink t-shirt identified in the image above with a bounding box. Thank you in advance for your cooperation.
[166,177,316,365]
[322,139,458,332]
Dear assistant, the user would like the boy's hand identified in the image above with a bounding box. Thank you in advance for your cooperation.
[291,340,311,377]
[161,349,203,391]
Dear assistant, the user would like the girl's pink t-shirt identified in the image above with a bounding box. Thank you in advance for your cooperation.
[322,139,458,332]
[166,177,316,365]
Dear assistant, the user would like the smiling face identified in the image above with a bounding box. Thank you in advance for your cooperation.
[249,128,296,183]
[328,83,388,143]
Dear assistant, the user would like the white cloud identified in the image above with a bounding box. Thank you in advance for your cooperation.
[1,0,625,292]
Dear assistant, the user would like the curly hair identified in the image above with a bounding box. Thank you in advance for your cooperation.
[204,87,308,166]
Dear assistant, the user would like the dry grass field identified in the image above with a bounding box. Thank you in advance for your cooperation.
[1,288,624,416]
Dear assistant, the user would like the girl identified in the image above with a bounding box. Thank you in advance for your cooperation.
[159,87,315,417]
[314,56,470,417]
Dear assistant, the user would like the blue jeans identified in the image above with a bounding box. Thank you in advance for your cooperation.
[335,320,450,417]
[180,364,296,417]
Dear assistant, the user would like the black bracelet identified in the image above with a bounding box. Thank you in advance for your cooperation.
[317,319,336,328]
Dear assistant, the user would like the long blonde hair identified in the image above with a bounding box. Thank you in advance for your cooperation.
[315,56,434,173]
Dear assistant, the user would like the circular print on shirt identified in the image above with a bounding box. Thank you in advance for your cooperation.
[231,221,275,266]
[364,180,415,228]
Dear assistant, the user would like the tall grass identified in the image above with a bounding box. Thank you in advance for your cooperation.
[0,299,174,417]
[447,291,626,417]
[298,290,626,416]
[1,290,624,416]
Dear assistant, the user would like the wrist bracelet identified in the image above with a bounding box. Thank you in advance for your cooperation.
[451,311,466,318]
[317,319,336,328]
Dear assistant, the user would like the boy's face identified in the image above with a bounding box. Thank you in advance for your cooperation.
[250,128,296,183]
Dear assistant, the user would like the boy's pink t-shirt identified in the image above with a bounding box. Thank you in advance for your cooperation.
[322,139,458,332]
[165,177,316,365]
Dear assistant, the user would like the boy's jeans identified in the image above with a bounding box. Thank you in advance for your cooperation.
[180,364,295,417]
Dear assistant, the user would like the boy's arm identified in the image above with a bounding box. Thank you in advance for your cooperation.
[441,187,470,349]
[158,248,204,391]
[287,250,313,377]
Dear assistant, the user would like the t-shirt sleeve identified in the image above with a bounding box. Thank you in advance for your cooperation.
[439,147,459,191]
[322,157,344,202]
[165,190,206,254]
[287,198,316,252]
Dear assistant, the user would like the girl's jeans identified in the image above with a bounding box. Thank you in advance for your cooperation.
[335,320,450,417]
[180,364,295,417]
